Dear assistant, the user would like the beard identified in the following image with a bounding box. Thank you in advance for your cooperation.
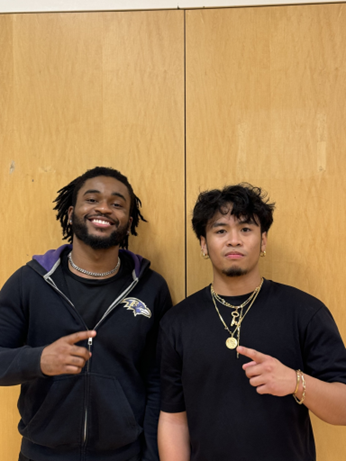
[71,212,130,250]
[222,266,248,277]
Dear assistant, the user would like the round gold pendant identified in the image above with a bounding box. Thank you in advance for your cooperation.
[226,337,238,349]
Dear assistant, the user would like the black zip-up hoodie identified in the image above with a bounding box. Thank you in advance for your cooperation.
[0,244,172,461]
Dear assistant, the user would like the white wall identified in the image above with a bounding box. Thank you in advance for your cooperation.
[0,0,342,13]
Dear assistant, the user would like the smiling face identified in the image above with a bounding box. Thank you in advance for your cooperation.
[68,176,133,250]
[200,205,267,282]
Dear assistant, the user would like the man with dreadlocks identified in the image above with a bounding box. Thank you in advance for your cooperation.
[0,167,172,461]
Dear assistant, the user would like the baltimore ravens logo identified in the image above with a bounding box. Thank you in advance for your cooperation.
[121,298,152,318]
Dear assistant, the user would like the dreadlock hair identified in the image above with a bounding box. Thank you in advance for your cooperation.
[53,166,146,249]
[192,183,275,241]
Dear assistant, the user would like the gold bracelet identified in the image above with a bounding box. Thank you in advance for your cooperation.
[293,370,306,405]
[293,369,300,395]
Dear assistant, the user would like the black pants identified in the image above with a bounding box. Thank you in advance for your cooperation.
[19,454,141,461]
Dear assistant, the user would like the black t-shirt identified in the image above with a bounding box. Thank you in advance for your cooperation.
[160,279,346,461]
[61,250,133,329]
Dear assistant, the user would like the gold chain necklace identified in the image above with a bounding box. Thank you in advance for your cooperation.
[211,282,261,327]
[211,278,264,352]
[211,284,258,310]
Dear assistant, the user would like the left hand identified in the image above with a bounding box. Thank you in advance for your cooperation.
[237,345,297,397]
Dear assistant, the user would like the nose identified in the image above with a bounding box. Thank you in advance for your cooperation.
[227,230,242,246]
[94,200,112,214]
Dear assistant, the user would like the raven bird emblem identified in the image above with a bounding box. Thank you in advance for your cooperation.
[121,298,152,318]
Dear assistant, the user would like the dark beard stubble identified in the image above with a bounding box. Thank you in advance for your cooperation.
[71,212,129,250]
[222,266,248,277]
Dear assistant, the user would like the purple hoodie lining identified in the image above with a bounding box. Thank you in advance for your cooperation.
[33,244,143,278]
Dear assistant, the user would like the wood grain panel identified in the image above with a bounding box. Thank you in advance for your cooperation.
[0,10,184,459]
[186,4,346,459]
[0,14,22,461]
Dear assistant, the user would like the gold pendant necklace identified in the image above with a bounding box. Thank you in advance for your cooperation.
[211,278,264,352]
[225,336,239,350]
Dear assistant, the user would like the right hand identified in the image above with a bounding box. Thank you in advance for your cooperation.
[40,330,97,376]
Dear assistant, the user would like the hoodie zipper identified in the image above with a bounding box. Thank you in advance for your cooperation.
[81,280,139,445]
[83,337,93,444]
[44,273,139,447]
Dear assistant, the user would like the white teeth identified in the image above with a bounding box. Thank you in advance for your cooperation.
[92,219,110,225]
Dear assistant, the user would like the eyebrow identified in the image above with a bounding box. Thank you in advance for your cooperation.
[83,190,127,201]
[210,222,227,229]
[210,217,258,228]
[237,217,258,225]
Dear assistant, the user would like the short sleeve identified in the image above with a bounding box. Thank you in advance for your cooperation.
[159,321,186,413]
[303,305,346,384]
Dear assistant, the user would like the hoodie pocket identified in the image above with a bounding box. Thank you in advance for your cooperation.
[86,374,142,452]
[19,375,84,448]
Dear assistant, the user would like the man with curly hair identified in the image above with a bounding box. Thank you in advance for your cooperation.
[158,183,346,461]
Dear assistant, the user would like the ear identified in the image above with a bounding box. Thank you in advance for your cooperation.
[68,206,74,223]
[261,232,267,252]
[200,236,208,256]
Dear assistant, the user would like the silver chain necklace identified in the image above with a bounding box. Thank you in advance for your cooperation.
[68,252,121,277]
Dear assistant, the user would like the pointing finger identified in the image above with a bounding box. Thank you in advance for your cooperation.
[64,330,97,345]
[237,346,267,363]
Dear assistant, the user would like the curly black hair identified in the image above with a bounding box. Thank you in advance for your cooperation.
[192,183,275,240]
[53,166,146,249]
